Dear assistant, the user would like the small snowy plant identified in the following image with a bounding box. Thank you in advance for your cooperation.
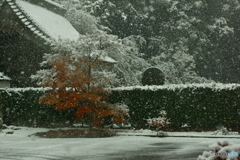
[147,110,170,130]
[212,127,232,135]
[198,141,240,160]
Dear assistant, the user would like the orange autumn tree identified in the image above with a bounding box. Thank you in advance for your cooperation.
[32,33,129,127]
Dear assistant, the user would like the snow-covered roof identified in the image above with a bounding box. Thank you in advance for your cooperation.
[2,0,116,64]
[6,0,79,42]
[90,53,117,64]
[101,56,117,64]
[0,72,11,81]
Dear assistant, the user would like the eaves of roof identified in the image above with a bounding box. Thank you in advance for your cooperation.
[27,0,66,16]
[4,0,52,45]
[1,0,116,64]
[4,0,79,44]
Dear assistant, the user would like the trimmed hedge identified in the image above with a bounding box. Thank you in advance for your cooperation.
[0,88,74,127]
[108,84,240,129]
[1,84,240,129]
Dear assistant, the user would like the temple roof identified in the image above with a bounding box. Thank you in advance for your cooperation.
[1,0,116,64]
[4,0,79,42]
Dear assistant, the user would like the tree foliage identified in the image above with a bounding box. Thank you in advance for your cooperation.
[74,0,240,84]
[32,33,129,127]
[65,9,99,34]
[52,0,240,84]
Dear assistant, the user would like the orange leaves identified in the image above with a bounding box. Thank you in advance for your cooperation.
[91,116,102,127]
[37,38,128,128]
[39,89,78,110]
[110,106,129,124]
[75,104,91,116]
[94,105,112,118]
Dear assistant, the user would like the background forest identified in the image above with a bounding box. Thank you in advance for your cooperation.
[4,0,240,85]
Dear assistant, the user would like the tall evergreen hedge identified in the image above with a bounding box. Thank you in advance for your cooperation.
[0,88,74,127]
[108,84,240,129]
[1,84,240,129]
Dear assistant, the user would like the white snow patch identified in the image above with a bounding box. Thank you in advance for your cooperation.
[100,55,117,63]
[1,127,240,160]
[118,130,240,137]
[0,72,11,80]
[1,126,49,137]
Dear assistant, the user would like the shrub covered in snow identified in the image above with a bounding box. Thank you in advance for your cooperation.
[212,127,233,135]
[147,110,170,129]
[198,141,240,160]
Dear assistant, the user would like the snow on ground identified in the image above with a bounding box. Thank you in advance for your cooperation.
[1,127,240,160]
[0,126,49,137]
[118,129,240,138]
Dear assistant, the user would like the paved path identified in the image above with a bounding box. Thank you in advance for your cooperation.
[105,142,208,160]
[76,141,208,160]
[0,136,236,160]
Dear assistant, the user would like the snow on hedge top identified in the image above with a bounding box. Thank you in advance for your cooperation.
[112,83,240,91]
[15,0,79,41]
[0,87,50,93]
[1,83,240,93]
[0,72,11,81]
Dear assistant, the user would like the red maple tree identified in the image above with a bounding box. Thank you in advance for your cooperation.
[33,34,129,127]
